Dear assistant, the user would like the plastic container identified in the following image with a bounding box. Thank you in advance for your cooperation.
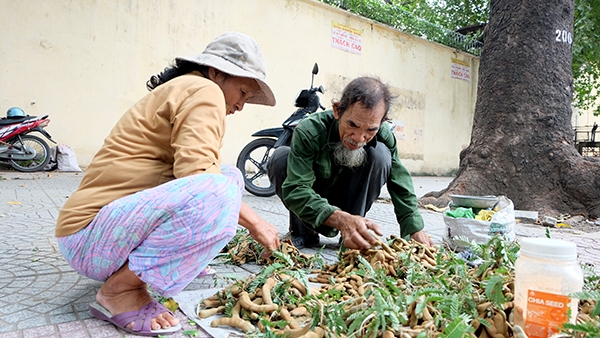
[513,238,584,338]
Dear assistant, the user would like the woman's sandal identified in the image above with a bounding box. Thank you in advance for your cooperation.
[90,300,182,336]
[197,266,216,277]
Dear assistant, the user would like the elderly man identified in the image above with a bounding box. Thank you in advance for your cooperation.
[267,76,434,250]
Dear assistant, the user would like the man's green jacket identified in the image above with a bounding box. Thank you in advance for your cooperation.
[281,110,424,238]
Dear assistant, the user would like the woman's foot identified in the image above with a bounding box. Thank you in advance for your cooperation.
[96,264,179,331]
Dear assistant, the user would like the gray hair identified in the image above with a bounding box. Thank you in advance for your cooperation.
[333,77,394,121]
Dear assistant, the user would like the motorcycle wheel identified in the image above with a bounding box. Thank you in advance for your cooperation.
[9,134,51,172]
[236,137,277,197]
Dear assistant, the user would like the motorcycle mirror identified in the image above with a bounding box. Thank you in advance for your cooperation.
[317,85,324,94]
[310,63,318,89]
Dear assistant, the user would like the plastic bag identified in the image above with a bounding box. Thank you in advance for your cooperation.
[442,195,516,251]
[56,144,82,172]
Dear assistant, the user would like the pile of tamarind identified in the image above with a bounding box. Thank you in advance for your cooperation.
[198,236,597,337]
[199,272,322,337]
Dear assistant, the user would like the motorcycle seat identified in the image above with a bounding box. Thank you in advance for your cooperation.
[0,116,35,126]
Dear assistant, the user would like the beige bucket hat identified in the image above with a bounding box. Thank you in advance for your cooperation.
[176,32,276,106]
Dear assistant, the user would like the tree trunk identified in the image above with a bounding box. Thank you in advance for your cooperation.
[420,0,600,218]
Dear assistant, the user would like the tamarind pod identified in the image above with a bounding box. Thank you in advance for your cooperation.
[290,306,309,317]
[398,327,423,338]
[385,263,397,276]
[204,294,220,301]
[280,306,301,329]
[334,277,349,283]
[471,318,480,330]
[328,264,338,272]
[358,284,365,296]
[409,311,418,328]
[215,284,241,297]
[253,298,263,305]
[349,274,363,283]
[246,309,259,321]
[345,302,369,315]
[580,301,593,314]
[406,302,416,317]
[420,261,435,269]
[502,301,513,310]
[382,330,395,338]
[400,333,412,338]
[370,252,386,266]
[483,321,503,338]
[422,305,433,321]
[198,305,225,318]
[346,287,359,297]
[310,276,330,284]
[338,264,355,277]
[476,302,492,313]
[291,279,307,295]
[290,287,303,298]
[423,320,436,330]
[239,292,278,313]
[343,249,360,257]
[202,299,223,308]
[279,273,307,296]
[512,325,528,338]
[283,324,311,338]
[492,311,508,337]
[300,326,325,338]
[577,312,593,323]
[422,255,437,266]
[479,328,490,338]
[349,279,358,290]
[382,250,396,261]
[390,242,402,251]
[210,317,255,333]
[380,241,395,255]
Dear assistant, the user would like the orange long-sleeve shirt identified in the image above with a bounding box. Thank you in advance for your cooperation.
[56,72,226,236]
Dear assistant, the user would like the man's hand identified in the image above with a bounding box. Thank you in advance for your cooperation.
[325,210,383,250]
[410,230,435,247]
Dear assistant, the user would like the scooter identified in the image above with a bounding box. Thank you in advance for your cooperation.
[236,63,325,197]
[0,108,57,172]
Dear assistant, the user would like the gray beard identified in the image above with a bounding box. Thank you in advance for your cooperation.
[333,142,367,169]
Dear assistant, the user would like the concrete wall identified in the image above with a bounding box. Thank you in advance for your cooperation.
[0,0,479,175]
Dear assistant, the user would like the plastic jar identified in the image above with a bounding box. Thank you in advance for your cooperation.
[513,237,584,338]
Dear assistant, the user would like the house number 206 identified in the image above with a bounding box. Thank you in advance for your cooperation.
[555,29,573,44]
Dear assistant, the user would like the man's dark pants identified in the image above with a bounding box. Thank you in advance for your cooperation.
[267,144,391,245]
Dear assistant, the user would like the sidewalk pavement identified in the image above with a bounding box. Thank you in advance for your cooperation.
[0,171,598,337]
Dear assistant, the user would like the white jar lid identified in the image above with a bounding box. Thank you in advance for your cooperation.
[519,237,578,261]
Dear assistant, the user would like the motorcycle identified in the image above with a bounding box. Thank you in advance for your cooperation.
[236,63,325,197]
[0,107,57,172]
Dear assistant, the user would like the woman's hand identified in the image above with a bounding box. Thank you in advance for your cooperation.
[248,220,280,258]
[238,202,280,257]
